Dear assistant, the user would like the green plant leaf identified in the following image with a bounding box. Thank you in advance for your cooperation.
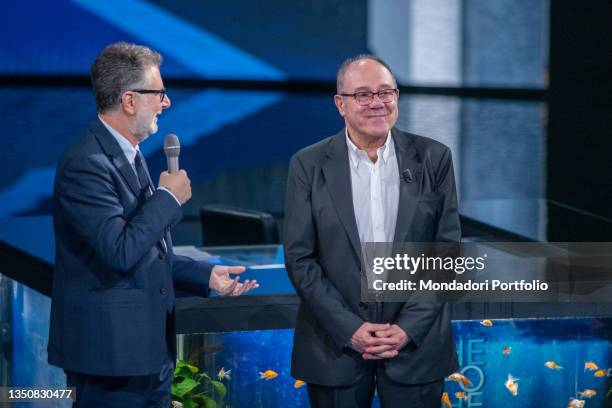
[172,377,199,398]
[183,400,198,408]
[201,395,217,408]
[174,360,198,374]
[192,395,217,408]
[171,386,183,399]
[210,381,227,399]
[174,361,195,378]
[175,360,188,371]
[174,369,193,380]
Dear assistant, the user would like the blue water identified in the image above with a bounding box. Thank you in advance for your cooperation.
[198,318,612,407]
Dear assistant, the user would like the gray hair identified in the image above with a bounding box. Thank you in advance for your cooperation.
[90,42,163,113]
[336,54,396,93]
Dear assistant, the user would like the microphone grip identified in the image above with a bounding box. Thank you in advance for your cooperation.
[167,157,179,173]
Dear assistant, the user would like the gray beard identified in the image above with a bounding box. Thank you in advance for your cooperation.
[130,114,155,142]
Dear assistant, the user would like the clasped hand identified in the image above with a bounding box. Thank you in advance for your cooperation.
[349,323,409,360]
[209,265,259,296]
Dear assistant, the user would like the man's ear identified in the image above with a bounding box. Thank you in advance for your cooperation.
[334,94,346,117]
[120,91,137,115]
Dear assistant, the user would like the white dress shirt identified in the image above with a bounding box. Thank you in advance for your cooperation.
[346,130,400,243]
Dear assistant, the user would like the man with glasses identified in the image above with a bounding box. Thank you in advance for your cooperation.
[284,55,460,407]
[48,42,258,407]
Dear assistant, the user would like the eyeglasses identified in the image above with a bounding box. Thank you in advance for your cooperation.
[130,88,167,102]
[339,88,398,106]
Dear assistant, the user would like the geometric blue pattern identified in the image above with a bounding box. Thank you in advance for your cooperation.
[71,0,285,80]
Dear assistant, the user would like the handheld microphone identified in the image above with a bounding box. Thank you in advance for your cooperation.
[402,168,413,183]
[163,134,180,173]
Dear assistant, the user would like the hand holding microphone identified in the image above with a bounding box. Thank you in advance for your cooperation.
[159,170,191,204]
[158,134,192,204]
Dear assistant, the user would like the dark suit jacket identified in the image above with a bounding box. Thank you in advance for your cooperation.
[283,128,460,386]
[48,118,212,376]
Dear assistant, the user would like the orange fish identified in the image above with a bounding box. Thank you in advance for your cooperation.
[294,380,306,388]
[259,370,278,380]
[544,361,563,370]
[578,389,596,398]
[448,372,473,387]
[502,346,512,355]
[504,374,519,396]
[568,398,585,408]
[594,368,611,377]
[584,361,599,371]
[480,319,493,327]
[455,391,468,400]
[441,392,451,408]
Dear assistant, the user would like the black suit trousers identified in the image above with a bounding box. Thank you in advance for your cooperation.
[65,355,173,408]
[307,362,444,408]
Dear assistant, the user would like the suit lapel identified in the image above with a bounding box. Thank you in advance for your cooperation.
[91,118,170,254]
[392,128,423,242]
[322,130,362,260]
[90,118,141,197]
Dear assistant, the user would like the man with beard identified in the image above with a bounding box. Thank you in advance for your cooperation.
[48,42,258,407]
[284,55,460,407]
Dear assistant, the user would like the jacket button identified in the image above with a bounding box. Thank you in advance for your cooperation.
[158,251,165,260]
[160,288,167,296]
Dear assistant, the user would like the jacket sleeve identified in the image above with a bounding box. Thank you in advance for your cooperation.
[283,154,364,349]
[171,254,212,298]
[394,147,461,346]
[55,155,182,273]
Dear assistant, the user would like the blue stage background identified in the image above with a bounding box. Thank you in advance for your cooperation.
[0,0,551,243]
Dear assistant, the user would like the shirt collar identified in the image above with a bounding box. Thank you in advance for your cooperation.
[345,129,394,168]
[98,115,140,165]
